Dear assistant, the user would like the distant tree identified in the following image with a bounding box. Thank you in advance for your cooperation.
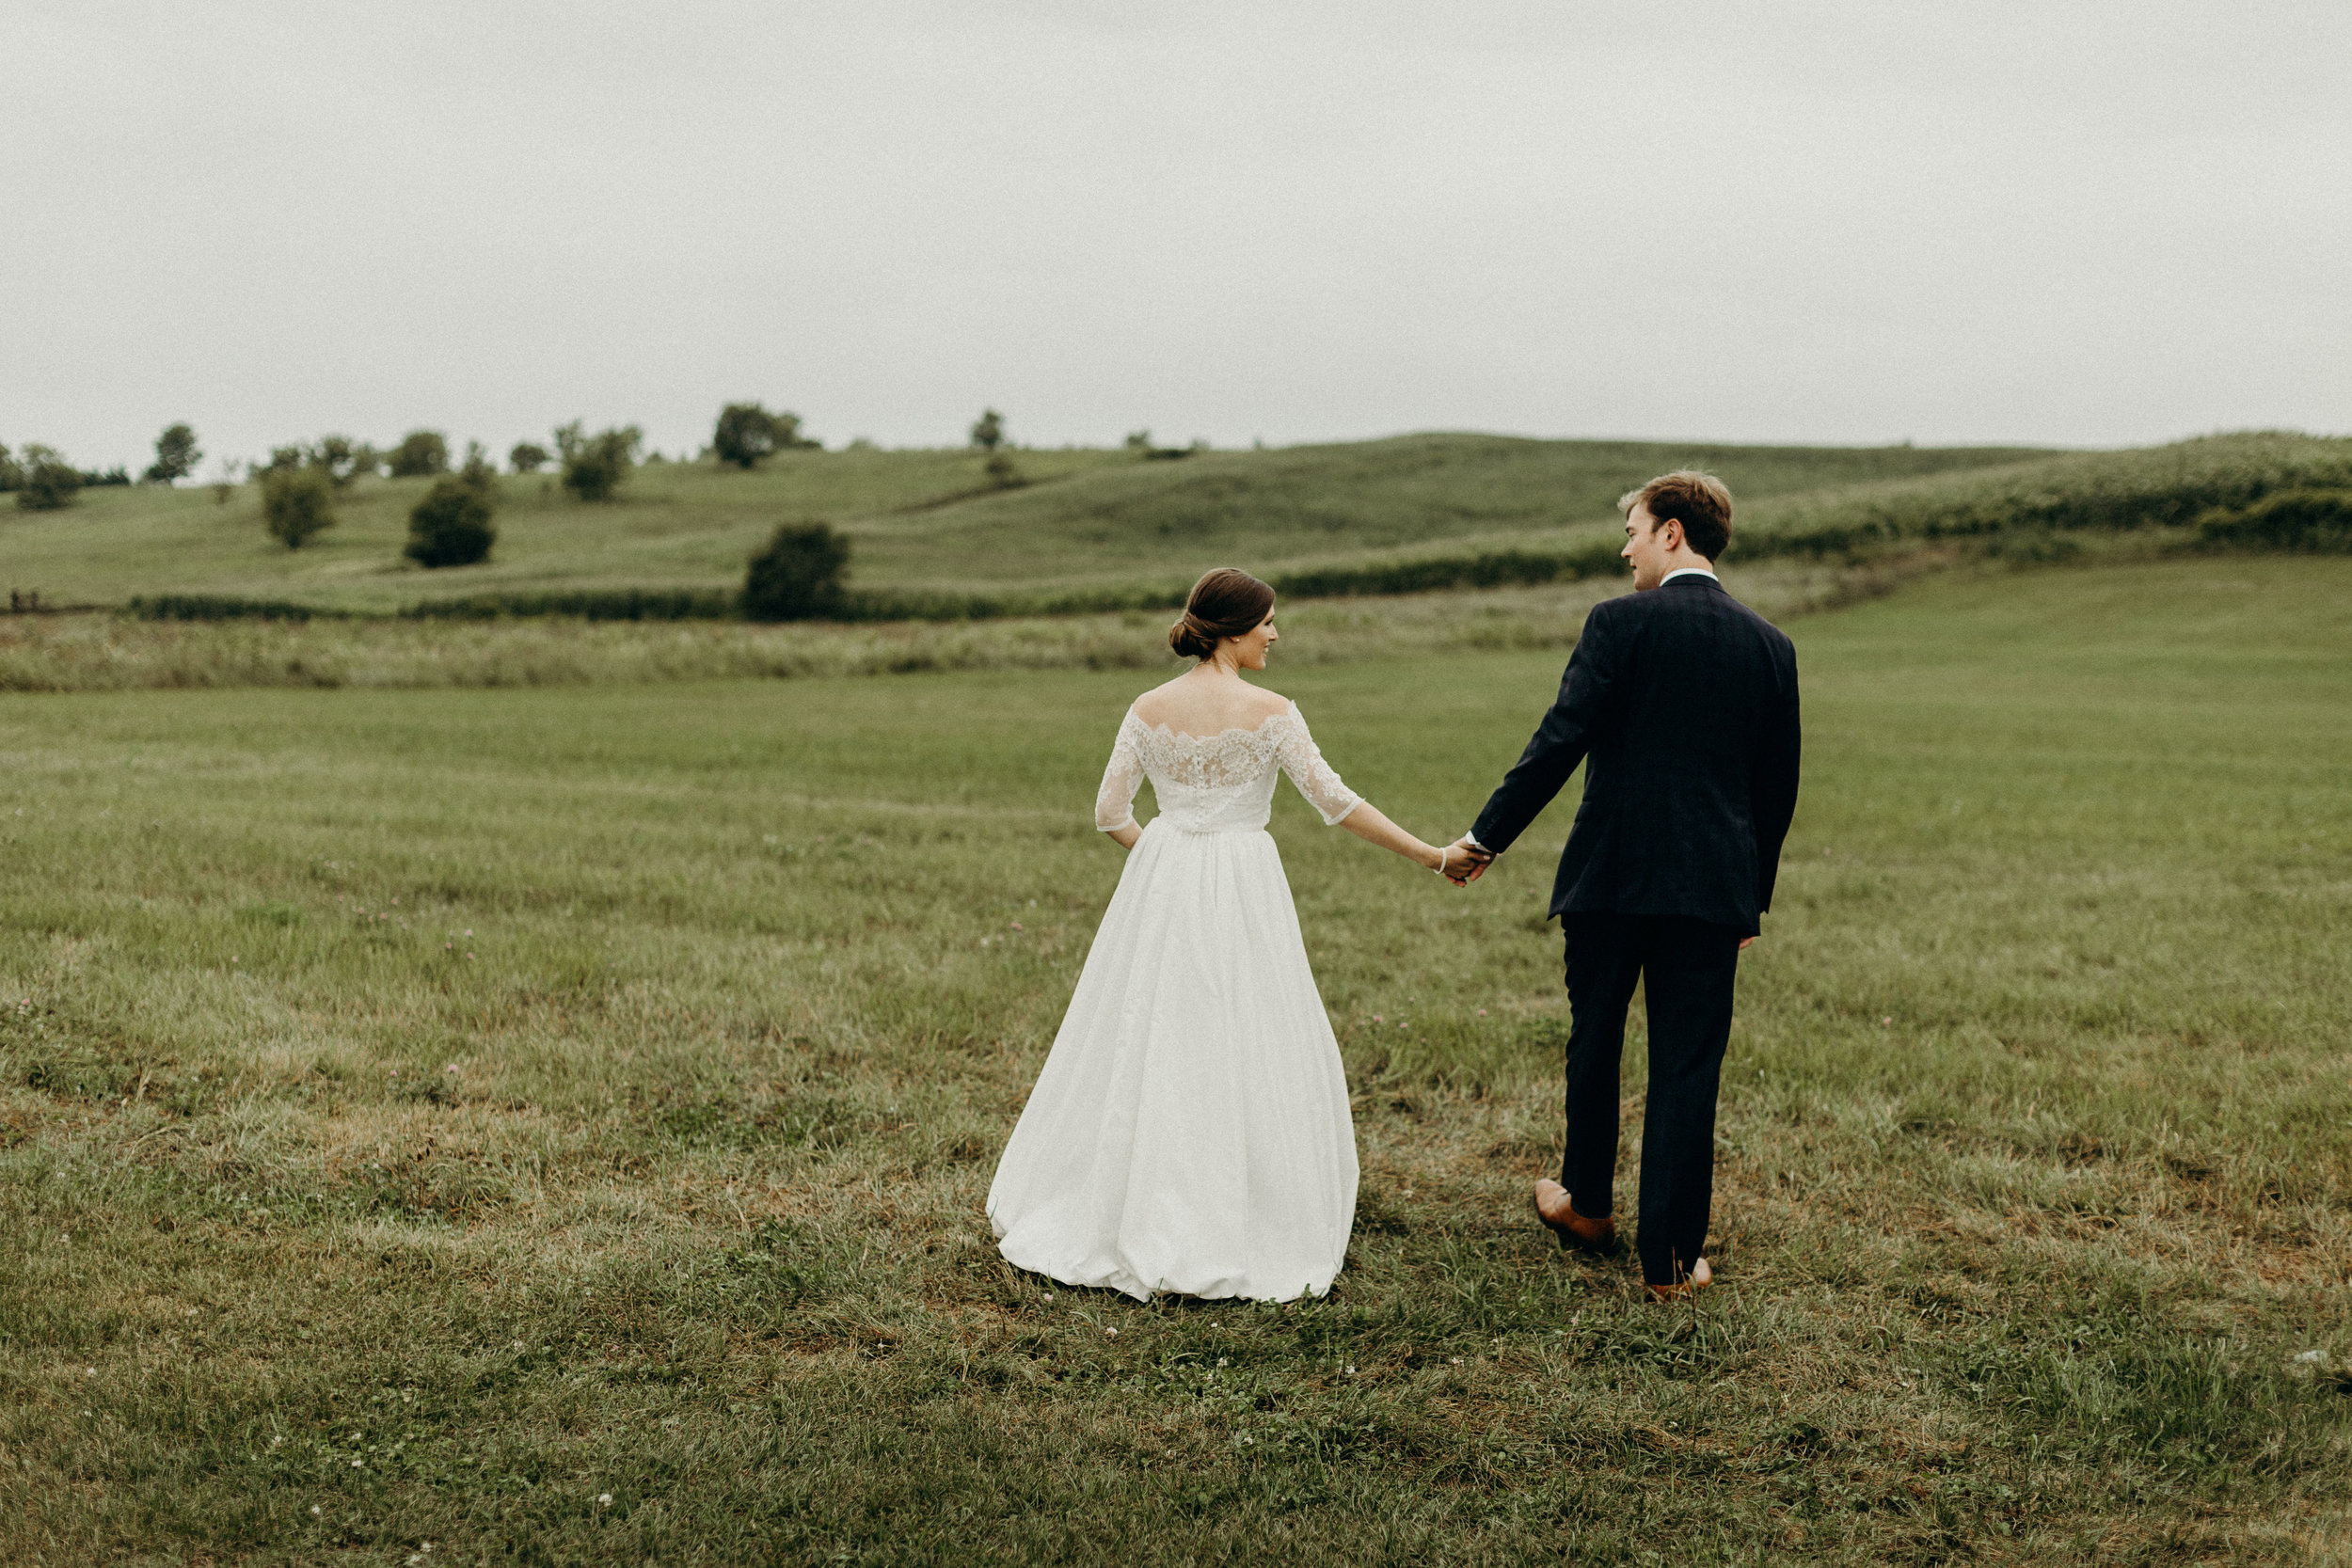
[211,457,243,506]
[310,435,364,487]
[262,464,335,547]
[15,446,82,511]
[509,441,550,473]
[713,403,779,469]
[984,451,1024,489]
[386,430,450,478]
[79,466,133,486]
[969,409,1005,451]
[0,443,21,491]
[1123,429,1152,452]
[776,412,819,450]
[457,440,500,492]
[348,442,383,481]
[144,423,201,484]
[742,522,850,622]
[405,449,499,568]
[554,420,642,502]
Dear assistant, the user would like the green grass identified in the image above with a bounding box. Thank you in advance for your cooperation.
[6,436,2042,613]
[3,557,2350,1562]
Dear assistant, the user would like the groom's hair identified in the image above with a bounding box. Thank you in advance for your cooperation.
[1619,471,1733,561]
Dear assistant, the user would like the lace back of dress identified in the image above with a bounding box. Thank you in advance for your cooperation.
[1131,717,1284,792]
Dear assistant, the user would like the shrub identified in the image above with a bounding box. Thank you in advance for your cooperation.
[16,446,82,511]
[79,466,132,486]
[405,447,500,567]
[262,465,336,547]
[969,409,1005,451]
[143,423,201,484]
[0,443,20,491]
[713,403,777,469]
[983,451,1023,488]
[743,523,850,621]
[2198,488,2352,553]
[509,441,549,474]
[387,430,450,478]
[554,421,641,502]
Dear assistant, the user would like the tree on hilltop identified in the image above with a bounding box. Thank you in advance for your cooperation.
[970,409,1005,451]
[144,423,201,484]
[310,435,366,487]
[714,403,778,469]
[714,403,819,468]
[15,445,82,511]
[509,441,550,474]
[387,430,450,478]
[554,420,642,502]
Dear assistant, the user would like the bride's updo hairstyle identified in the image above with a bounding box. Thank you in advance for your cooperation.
[1169,567,1276,660]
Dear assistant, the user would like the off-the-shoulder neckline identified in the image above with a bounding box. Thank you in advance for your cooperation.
[1125,698,1299,743]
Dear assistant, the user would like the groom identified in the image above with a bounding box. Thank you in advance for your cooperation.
[1450,471,1800,1298]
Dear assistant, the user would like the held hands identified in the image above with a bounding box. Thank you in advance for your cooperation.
[1433,835,1495,887]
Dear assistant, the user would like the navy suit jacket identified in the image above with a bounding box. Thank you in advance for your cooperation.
[1470,574,1801,935]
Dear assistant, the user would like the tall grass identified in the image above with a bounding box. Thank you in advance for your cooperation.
[2,566,1880,693]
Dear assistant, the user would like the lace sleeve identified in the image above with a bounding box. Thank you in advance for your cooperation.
[1094,711,1147,832]
[1272,703,1362,826]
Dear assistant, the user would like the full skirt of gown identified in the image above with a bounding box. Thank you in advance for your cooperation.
[986,818,1359,1302]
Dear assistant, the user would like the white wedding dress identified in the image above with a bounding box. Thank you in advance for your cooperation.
[987,700,1363,1301]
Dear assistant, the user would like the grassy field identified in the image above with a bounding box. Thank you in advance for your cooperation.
[3,557,2349,1563]
[5,436,2044,613]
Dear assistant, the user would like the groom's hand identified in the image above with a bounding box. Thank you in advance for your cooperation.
[1445,836,1494,885]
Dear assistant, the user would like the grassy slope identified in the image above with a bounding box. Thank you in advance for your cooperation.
[6,436,2042,612]
[3,557,2348,1561]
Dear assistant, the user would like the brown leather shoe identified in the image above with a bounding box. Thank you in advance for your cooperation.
[1532,1180,1618,1253]
[1645,1257,1713,1301]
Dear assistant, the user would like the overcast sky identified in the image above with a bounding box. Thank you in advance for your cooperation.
[7,1,2347,472]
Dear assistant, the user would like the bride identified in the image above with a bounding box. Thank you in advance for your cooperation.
[987,567,1465,1302]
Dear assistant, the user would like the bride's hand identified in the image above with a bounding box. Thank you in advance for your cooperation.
[1438,836,1492,884]
[1428,842,1482,885]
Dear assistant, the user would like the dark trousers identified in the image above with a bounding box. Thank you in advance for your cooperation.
[1558,912,1742,1286]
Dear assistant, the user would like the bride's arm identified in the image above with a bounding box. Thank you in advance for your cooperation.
[1095,713,1147,850]
[1335,800,1446,872]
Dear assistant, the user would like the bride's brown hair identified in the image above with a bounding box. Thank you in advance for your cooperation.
[1169,567,1276,660]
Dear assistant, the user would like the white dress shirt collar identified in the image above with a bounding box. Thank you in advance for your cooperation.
[1660,565,1720,586]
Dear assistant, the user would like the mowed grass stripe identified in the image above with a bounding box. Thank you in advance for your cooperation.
[1,557,2347,1561]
